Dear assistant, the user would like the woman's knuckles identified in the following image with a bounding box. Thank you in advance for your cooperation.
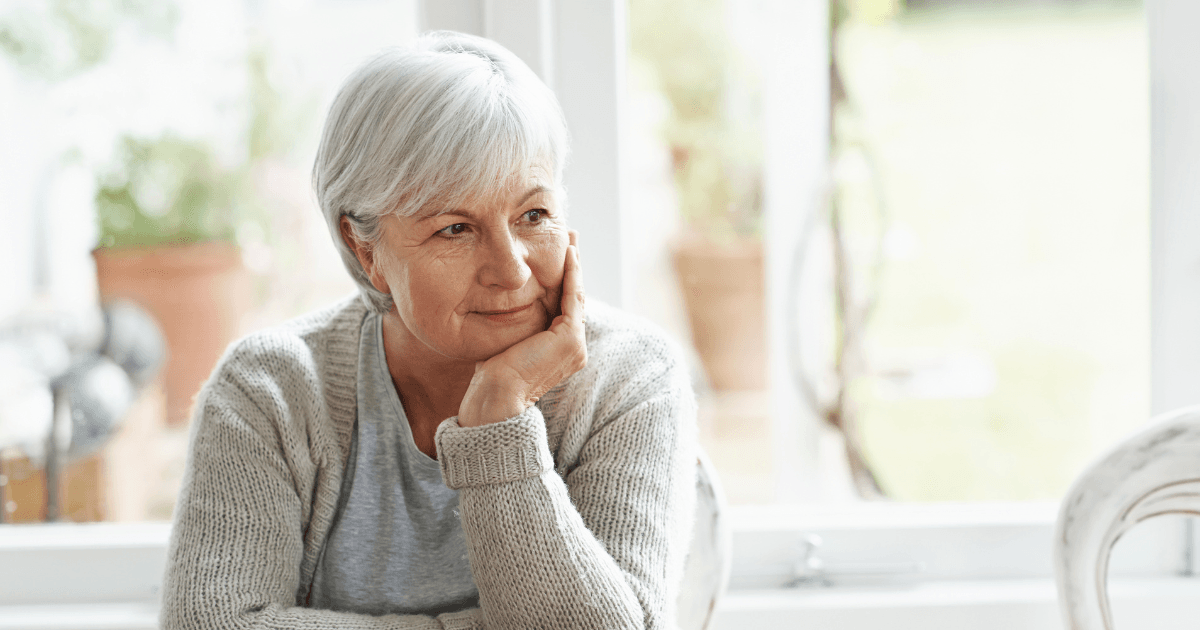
[465,319,586,418]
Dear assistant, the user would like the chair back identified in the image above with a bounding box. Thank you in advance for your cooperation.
[677,449,732,630]
[1055,404,1200,629]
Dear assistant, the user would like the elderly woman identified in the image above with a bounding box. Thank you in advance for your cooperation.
[161,31,698,630]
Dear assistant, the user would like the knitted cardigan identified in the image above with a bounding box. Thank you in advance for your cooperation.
[160,296,698,630]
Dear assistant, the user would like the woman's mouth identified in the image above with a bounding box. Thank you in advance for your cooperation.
[476,303,533,323]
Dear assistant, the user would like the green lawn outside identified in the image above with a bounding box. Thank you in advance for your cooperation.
[840,3,1150,501]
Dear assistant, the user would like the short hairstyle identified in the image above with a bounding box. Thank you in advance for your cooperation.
[312,31,570,313]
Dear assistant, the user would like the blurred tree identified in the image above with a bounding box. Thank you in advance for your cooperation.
[0,0,176,80]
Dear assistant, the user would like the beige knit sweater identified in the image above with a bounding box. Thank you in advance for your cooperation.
[161,296,698,630]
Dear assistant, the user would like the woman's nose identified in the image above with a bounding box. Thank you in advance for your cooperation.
[478,233,532,290]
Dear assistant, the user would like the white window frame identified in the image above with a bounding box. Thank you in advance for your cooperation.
[3,1,1199,629]
[0,522,167,630]
[1148,0,1200,415]
[714,503,1200,629]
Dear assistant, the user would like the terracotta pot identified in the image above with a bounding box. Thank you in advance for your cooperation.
[672,236,767,390]
[93,242,249,427]
[0,454,105,523]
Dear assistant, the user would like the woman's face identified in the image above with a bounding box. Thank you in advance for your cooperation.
[363,167,569,364]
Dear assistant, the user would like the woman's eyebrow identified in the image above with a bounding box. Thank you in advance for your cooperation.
[517,185,550,205]
[417,186,552,221]
[419,208,471,221]
[413,204,474,222]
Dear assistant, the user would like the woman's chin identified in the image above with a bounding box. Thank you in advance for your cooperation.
[458,310,549,360]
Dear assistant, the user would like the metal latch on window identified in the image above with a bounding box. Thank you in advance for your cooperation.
[787,534,926,588]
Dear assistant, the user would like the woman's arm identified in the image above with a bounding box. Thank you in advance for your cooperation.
[440,236,697,629]
[437,329,697,629]
[160,357,484,630]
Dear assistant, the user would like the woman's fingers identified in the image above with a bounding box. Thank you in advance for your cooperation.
[460,232,588,426]
[550,231,586,377]
[560,230,583,325]
[560,244,585,324]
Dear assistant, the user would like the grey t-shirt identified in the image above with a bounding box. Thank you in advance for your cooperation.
[310,312,478,615]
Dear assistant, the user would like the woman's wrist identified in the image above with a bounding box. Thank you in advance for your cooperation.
[457,369,529,427]
[438,404,554,489]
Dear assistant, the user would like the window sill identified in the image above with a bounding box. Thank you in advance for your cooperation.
[0,522,168,607]
[714,577,1200,630]
[0,504,1193,630]
[0,603,158,630]
[3,578,1195,630]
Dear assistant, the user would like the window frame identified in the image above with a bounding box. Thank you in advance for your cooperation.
[1,504,1196,628]
[714,503,1200,629]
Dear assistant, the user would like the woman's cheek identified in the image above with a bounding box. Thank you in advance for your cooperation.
[529,236,568,287]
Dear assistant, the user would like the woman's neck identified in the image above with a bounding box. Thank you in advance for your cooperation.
[380,311,475,458]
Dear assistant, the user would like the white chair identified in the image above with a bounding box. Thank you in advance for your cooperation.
[1054,404,1200,629]
[677,449,732,630]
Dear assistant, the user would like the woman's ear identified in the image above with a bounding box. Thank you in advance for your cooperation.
[340,215,390,294]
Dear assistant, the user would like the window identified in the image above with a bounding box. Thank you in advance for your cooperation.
[0,0,409,523]
[2,0,1199,628]
[629,0,1153,506]
[622,0,1200,625]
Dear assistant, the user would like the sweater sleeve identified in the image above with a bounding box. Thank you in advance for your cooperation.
[160,374,484,630]
[435,361,697,630]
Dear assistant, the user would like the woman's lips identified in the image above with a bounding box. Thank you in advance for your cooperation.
[477,303,533,323]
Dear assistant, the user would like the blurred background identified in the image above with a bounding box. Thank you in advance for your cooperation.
[0,0,1148,523]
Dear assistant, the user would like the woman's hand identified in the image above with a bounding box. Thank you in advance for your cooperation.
[457,231,587,428]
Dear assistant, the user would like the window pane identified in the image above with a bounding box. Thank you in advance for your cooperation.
[0,0,415,522]
[843,2,1149,501]
[627,0,1149,503]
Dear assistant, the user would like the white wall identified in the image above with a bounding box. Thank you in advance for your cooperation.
[1147,0,1200,415]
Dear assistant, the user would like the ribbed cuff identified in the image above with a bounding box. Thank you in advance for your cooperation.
[436,406,554,489]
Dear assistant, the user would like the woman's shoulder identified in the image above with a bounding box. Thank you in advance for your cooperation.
[583,300,683,360]
[220,295,366,369]
[263,294,370,350]
[545,301,697,470]
[187,296,367,470]
[202,295,368,410]
[577,300,693,400]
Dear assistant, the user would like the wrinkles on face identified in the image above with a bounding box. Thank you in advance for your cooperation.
[371,167,570,365]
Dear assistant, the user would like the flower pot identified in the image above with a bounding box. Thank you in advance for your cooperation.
[93,242,249,427]
[672,236,767,390]
[0,454,106,522]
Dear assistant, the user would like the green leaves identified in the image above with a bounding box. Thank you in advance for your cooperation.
[94,135,242,248]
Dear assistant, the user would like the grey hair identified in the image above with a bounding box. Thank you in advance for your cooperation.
[312,31,570,313]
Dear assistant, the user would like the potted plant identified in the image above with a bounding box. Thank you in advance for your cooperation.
[631,0,766,391]
[92,134,252,427]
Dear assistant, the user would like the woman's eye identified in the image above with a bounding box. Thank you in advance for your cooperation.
[523,209,546,223]
[439,223,467,236]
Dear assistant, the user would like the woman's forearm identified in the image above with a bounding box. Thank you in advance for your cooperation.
[437,388,695,630]
[457,473,646,629]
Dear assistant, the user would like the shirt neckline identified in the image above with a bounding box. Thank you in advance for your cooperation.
[365,311,441,469]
